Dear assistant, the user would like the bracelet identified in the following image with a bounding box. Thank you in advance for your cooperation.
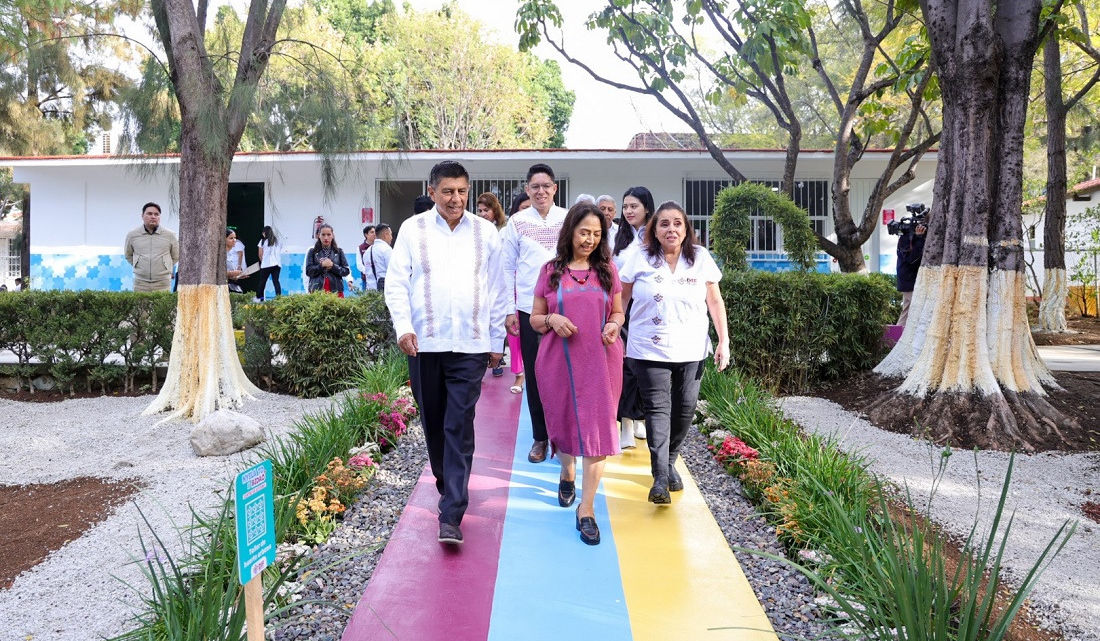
[544,314,553,331]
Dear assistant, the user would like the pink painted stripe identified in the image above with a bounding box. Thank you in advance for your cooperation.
[342,372,522,641]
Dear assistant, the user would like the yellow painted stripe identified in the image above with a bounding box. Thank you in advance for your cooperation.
[603,446,779,640]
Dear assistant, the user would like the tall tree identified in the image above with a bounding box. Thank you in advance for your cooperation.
[515,0,938,272]
[139,0,288,422]
[0,0,139,155]
[1038,2,1100,332]
[873,0,1080,450]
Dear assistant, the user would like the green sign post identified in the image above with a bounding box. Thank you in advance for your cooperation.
[235,460,276,641]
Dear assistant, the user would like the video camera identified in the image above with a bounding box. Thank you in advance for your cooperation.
[887,203,928,236]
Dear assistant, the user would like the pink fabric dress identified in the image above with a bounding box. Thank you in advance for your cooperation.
[534,262,625,457]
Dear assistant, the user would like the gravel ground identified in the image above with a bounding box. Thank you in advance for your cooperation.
[780,396,1100,641]
[0,392,335,641]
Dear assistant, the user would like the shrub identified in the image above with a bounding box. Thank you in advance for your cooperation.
[721,269,895,391]
[711,182,818,271]
[247,291,393,398]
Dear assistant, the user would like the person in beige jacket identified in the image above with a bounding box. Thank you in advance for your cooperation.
[124,202,179,292]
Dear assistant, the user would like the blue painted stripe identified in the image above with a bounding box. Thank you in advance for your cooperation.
[487,389,633,641]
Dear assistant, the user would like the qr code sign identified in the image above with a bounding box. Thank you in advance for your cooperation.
[245,497,266,545]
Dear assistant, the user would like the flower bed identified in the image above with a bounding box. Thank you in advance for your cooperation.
[697,367,1075,640]
[112,349,413,640]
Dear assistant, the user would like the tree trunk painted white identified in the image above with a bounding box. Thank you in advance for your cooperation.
[1038,268,1070,332]
[143,285,259,422]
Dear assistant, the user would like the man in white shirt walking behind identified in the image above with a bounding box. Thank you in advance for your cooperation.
[501,163,569,464]
[365,223,393,291]
[385,160,507,545]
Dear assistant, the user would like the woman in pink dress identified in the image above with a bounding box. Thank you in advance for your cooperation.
[530,202,625,545]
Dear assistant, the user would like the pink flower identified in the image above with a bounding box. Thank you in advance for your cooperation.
[713,436,758,466]
[348,453,375,470]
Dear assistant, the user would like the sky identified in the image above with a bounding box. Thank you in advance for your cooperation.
[402,0,683,149]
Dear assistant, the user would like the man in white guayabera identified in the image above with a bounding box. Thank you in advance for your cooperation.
[385,160,507,546]
[501,163,569,464]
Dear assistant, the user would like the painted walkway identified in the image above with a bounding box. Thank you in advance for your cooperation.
[342,372,777,641]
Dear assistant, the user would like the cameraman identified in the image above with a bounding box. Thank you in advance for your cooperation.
[895,217,927,326]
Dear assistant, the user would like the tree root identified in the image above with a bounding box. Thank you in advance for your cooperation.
[867,385,1082,452]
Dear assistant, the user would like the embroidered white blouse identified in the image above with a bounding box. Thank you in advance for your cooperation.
[500,204,568,314]
[385,209,508,354]
[618,245,723,363]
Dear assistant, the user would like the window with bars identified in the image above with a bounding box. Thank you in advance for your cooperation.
[683,179,830,252]
[467,177,570,215]
[2,237,19,283]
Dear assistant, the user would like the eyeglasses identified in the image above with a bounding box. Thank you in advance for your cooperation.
[528,183,555,192]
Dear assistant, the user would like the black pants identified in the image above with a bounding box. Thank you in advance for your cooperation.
[518,311,548,442]
[258,265,282,298]
[634,359,705,479]
[617,302,644,420]
[407,351,487,526]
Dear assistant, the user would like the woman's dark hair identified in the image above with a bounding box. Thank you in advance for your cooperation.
[261,225,278,245]
[546,202,614,292]
[612,185,655,256]
[476,192,507,229]
[645,200,697,267]
[507,192,530,217]
[225,228,235,238]
[313,223,340,253]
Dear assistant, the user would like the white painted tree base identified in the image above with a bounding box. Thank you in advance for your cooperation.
[143,284,260,423]
[1037,268,1070,333]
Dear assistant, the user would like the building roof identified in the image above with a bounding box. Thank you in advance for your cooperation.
[1071,176,1100,197]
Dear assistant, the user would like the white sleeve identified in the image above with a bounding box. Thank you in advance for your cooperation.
[500,220,519,312]
[486,230,508,349]
[384,222,416,340]
[698,247,722,283]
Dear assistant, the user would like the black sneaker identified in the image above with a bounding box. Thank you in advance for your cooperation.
[438,522,463,545]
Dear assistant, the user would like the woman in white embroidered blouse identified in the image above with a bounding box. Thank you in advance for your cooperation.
[618,200,730,505]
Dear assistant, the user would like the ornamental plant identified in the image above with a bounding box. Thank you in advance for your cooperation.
[293,456,374,544]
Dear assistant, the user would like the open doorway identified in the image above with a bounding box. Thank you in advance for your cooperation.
[378,180,426,234]
[226,182,264,295]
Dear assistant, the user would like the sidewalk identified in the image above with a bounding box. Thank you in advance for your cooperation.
[341,373,777,641]
[1036,344,1100,372]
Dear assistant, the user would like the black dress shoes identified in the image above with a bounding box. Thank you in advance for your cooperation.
[558,479,576,507]
[575,512,601,545]
[668,465,684,492]
[648,476,672,505]
[528,440,549,463]
[437,522,463,545]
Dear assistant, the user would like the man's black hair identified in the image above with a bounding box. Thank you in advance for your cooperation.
[376,223,392,233]
[142,202,161,215]
[413,195,435,214]
[526,163,555,183]
[428,160,469,188]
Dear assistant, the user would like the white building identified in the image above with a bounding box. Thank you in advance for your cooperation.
[1,148,936,293]
[1023,176,1100,310]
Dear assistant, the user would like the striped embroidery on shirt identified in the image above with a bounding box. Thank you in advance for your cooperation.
[417,217,435,338]
[472,220,484,339]
[514,219,562,251]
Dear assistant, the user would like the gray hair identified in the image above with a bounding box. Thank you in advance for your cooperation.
[596,194,615,206]
[574,194,596,205]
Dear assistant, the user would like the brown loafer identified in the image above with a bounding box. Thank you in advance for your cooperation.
[527,440,549,463]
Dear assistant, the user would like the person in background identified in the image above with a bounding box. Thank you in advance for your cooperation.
[358,225,376,290]
[597,195,618,238]
[476,193,507,230]
[507,192,530,217]
[385,160,507,545]
[896,221,927,326]
[529,201,624,545]
[502,191,530,392]
[574,193,596,205]
[256,225,282,300]
[611,186,655,449]
[477,192,511,378]
[619,201,729,505]
[226,229,245,293]
[306,224,351,296]
[14,277,24,291]
[414,194,435,215]
[366,223,393,291]
[502,163,569,464]
[125,202,179,292]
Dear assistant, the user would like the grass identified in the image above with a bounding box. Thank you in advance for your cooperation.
[698,366,1077,640]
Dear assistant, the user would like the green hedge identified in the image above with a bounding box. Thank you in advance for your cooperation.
[238,291,394,398]
[722,270,896,391]
[0,290,392,398]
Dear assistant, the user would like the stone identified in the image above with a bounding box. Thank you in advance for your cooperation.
[0,375,20,392]
[31,375,56,391]
[189,410,264,456]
